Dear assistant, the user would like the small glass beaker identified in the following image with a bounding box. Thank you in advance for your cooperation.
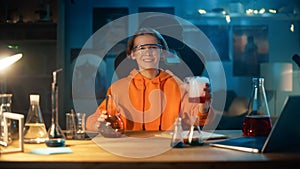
[242,77,272,136]
[0,94,13,113]
[66,111,86,140]
[75,112,86,139]
[66,112,76,139]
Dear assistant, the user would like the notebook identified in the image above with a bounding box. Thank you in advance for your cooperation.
[210,95,300,153]
[155,130,227,140]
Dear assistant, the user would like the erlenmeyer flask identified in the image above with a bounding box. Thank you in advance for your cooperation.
[170,117,185,148]
[98,95,124,138]
[242,77,272,136]
[23,94,48,143]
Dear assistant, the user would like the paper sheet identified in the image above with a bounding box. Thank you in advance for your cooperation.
[30,147,73,155]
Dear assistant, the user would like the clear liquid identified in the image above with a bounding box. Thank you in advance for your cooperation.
[24,123,48,143]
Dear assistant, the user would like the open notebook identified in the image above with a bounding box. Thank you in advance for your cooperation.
[210,95,300,153]
[155,130,227,141]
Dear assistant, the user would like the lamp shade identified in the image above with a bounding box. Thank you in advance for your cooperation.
[0,53,23,71]
[260,63,293,91]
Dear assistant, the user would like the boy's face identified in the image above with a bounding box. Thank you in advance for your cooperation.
[131,34,162,71]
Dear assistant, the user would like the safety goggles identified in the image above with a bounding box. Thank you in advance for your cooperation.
[132,44,162,54]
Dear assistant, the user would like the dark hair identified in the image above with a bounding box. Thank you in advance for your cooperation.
[126,27,169,56]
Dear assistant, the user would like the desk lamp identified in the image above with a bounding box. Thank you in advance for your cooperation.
[0,52,23,94]
[0,51,23,152]
[0,53,23,71]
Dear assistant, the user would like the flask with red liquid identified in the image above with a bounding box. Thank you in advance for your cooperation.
[98,95,124,138]
[242,77,272,136]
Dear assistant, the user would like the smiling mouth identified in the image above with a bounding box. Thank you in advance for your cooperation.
[143,58,154,62]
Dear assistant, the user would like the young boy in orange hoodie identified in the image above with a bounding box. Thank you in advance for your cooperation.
[86,28,212,131]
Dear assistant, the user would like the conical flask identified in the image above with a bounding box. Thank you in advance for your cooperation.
[46,69,65,147]
[242,77,272,136]
[170,117,185,148]
[98,95,124,138]
[23,94,48,144]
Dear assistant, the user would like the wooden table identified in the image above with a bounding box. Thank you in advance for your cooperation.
[1,130,300,169]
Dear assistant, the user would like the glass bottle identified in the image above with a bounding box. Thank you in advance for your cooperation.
[170,117,185,148]
[242,77,272,136]
[98,95,124,138]
[23,94,48,143]
[46,69,65,147]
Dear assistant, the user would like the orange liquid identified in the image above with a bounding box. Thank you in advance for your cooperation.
[242,115,272,136]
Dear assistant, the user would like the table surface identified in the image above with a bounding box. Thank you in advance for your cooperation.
[1,130,300,169]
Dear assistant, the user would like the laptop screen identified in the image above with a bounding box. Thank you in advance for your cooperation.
[262,95,300,152]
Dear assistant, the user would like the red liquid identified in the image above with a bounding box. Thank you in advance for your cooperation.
[242,115,272,136]
[99,115,124,138]
[189,96,205,103]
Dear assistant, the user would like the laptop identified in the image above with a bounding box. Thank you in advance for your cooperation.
[210,95,300,153]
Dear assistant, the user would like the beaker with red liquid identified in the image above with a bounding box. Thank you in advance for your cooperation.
[242,78,272,137]
[184,76,209,104]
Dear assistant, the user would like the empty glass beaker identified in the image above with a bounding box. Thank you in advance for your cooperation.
[75,112,86,139]
[242,77,272,136]
[23,94,48,143]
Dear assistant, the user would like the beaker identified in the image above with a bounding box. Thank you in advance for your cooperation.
[184,76,209,103]
[23,94,48,143]
[66,112,76,140]
[242,77,272,136]
[75,112,86,140]
[0,94,12,113]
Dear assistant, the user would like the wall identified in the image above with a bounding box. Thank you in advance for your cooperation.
[62,0,300,117]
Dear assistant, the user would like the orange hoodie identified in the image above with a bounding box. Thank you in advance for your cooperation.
[86,69,210,131]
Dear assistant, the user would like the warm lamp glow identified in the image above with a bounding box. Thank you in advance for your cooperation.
[0,53,23,71]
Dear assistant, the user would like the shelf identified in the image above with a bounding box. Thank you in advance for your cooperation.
[0,22,57,40]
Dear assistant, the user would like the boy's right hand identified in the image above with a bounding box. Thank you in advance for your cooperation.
[95,110,108,129]
[98,110,108,121]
